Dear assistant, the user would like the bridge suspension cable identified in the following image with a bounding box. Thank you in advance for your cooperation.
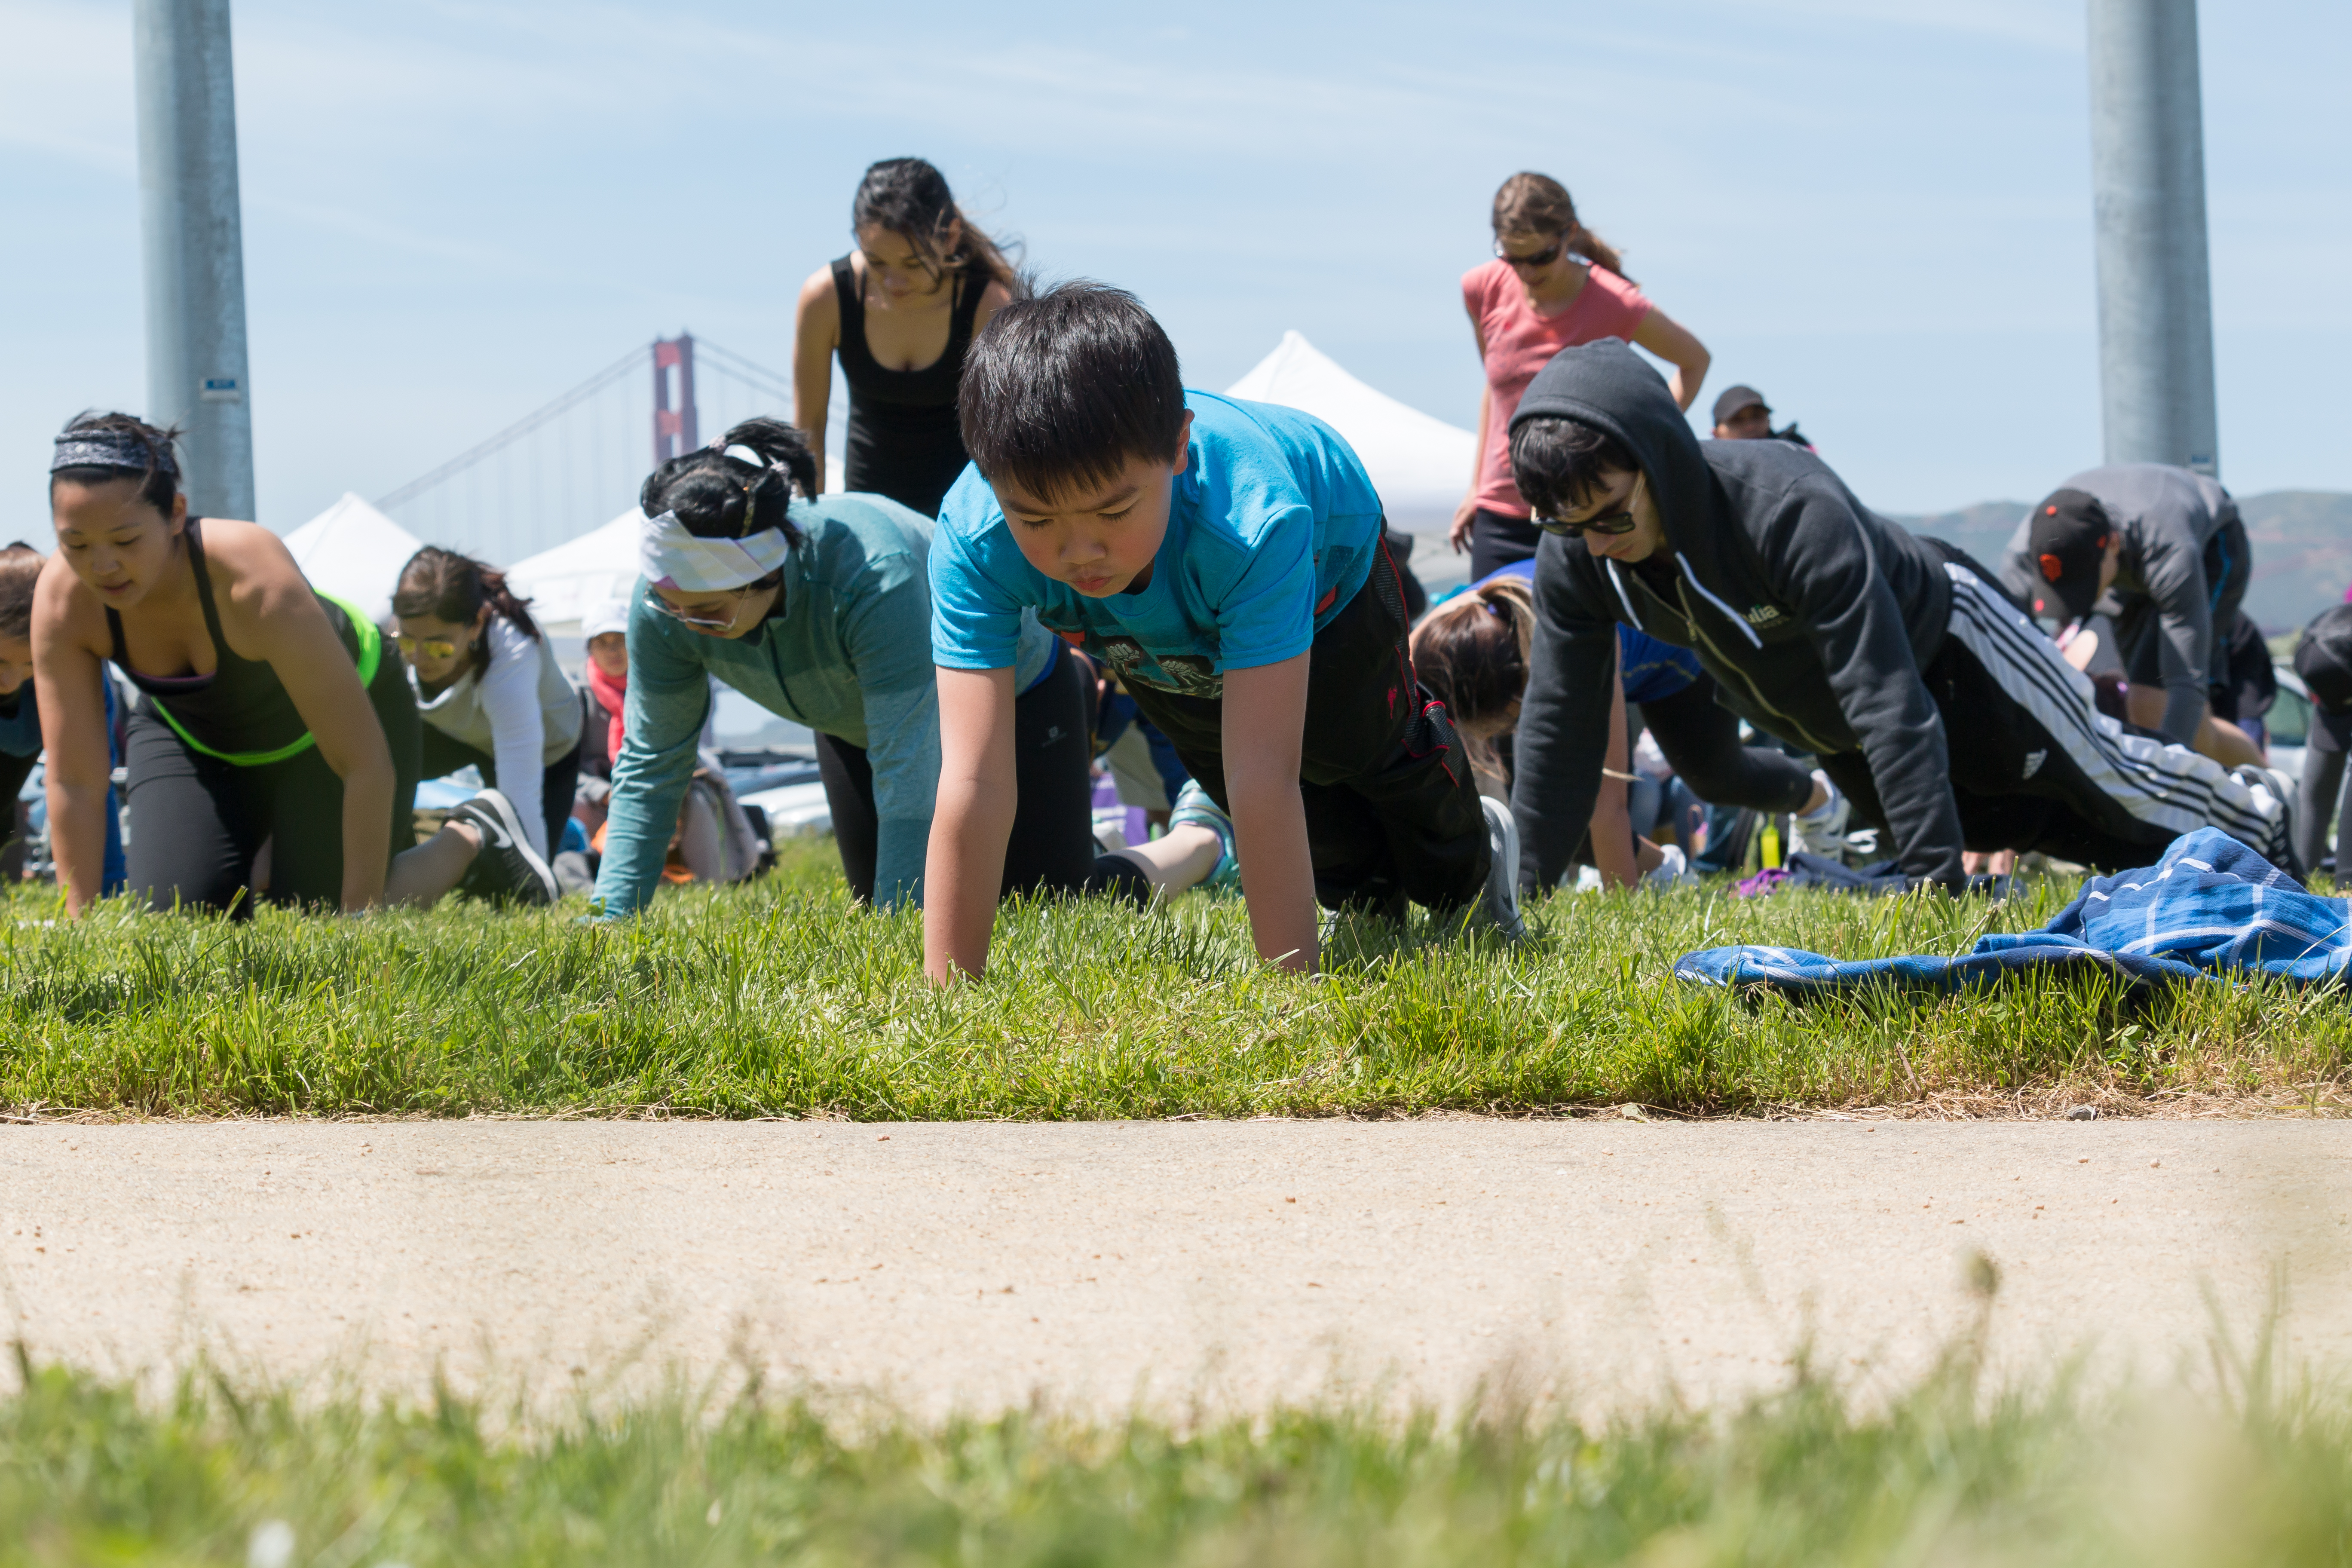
[374,334,814,568]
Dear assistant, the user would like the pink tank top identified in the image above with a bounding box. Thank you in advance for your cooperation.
[1462,259,1652,517]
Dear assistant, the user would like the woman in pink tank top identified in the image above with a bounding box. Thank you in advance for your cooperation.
[1449,173,1712,580]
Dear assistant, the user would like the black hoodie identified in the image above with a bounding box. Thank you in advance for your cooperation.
[1506,341,1964,888]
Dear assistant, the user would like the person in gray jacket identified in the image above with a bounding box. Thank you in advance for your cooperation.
[1504,340,2295,890]
[1997,464,2258,763]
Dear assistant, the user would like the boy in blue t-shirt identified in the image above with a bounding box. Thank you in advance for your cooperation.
[925,282,1522,979]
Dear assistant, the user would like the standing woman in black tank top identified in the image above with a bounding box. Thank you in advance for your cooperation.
[793,158,1020,518]
[33,412,555,916]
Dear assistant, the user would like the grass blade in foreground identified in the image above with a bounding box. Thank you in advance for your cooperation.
[4,1338,2349,1566]
[3,846,2347,1120]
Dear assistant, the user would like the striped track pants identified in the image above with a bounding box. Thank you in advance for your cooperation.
[1935,564,2293,868]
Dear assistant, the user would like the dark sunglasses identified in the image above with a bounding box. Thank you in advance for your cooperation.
[1494,235,1566,270]
[1536,476,1647,539]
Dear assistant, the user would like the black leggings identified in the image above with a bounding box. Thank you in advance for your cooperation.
[813,646,1098,904]
[1637,676,1816,812]
[1468,508,1542,585]
[1123,543,1489,915]
[122,654,421,915]
[419,726,581,860]
[0,748,34,877]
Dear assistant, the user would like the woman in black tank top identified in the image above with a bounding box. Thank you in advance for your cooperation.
[36,412,557,916]
[793,158,1019,519]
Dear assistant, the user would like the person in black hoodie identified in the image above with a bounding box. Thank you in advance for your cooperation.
[1505,341,2296,891]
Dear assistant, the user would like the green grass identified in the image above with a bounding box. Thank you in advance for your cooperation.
[1,843,2346,1120]
[6,1323,2350,1566]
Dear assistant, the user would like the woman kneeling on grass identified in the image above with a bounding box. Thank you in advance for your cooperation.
[394,546,582,873]
[33,412,553,916]
[1411,563,1840,889]
[595,416,1094,916]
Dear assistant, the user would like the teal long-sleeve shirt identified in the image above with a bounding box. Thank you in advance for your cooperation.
[591,492,1048,916]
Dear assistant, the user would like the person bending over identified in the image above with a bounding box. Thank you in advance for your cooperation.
[1504,342,2295,891]
[1413,563,1841,888]
[925,282,1521,980]
[395,547,583,870]
[793,157,1020,518]
[594,416,1094,918]
[0,541,125,887]
[1449,172,1710,581]
[1997,465,2261,767]
[33,413,549,916]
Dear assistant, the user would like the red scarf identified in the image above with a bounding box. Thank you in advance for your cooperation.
[586,659,627,764]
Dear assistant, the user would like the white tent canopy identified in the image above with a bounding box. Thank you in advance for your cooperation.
[504,508,643,635]
[1223,331,1476,538]
[281,493,425,624]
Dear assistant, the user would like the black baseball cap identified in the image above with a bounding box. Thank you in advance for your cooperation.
[1711,384,1768,424]
[2023,488,2113,622]
[2294,604,2352,714]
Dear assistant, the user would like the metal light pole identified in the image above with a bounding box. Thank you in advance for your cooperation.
[135,0,256,518]
[2086,0,2219,476]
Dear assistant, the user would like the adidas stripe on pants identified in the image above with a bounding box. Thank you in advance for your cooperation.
[1816,564,2294,874]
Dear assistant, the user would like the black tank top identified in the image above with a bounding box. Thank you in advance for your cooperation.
[831,255,987,518]
[107,518,364,759]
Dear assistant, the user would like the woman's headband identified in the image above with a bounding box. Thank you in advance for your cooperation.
[638,508,791,594]
[52,427,178,478]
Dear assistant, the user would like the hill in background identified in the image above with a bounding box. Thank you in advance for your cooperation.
[1894,491,2352,634]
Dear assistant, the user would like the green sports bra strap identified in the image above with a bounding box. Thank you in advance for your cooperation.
[149,592,384,768]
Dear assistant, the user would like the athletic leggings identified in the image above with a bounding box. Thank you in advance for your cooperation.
[1121,543,1489,916]
[812,643,1098,904]
[122,652,422,914]
[1636,675,1816,813]
[1468,508,1543,585]
[419,726,581,862]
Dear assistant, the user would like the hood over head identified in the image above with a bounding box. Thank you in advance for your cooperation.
[1509,338,1711,542]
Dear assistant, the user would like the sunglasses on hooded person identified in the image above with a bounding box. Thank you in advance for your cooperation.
[1536,474,1647,539]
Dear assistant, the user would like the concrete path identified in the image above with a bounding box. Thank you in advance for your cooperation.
[3,1119,2348,1417]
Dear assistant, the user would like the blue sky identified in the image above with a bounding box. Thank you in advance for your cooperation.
[4,0,2346,553]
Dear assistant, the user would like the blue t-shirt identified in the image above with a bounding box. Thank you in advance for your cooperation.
[1473,560,1700,704]
[930,392,1384,698]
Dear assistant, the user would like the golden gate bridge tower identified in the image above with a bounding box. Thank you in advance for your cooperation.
[373,332,809,567]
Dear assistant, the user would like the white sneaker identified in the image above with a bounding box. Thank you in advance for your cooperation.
[1641,843,1699,891]
[2237,764,2301,873]
[1476,795,1527,940]
[1791,769,1850,859]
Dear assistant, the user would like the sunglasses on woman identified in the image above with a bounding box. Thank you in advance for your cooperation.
[1494,235,1565,270]
[642,586,748,632]
[1536,475,1647,539]
[395,634,465,662]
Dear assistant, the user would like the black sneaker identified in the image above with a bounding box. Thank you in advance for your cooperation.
[450,788,556,905]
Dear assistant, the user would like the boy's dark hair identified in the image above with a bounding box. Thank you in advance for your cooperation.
[1509,416,1639,520]
[639,416,817,569]
[50,410,182,514]
[0,542,44,643]
[959,282,1185,504]
[392,546,541,680]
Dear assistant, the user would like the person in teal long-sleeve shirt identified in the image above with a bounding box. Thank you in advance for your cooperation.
[592,418,1096,916]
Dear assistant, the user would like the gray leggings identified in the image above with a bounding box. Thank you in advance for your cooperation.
[2295,710,2352,872]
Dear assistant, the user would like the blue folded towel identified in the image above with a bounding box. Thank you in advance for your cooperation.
[1675,828,2346,994]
